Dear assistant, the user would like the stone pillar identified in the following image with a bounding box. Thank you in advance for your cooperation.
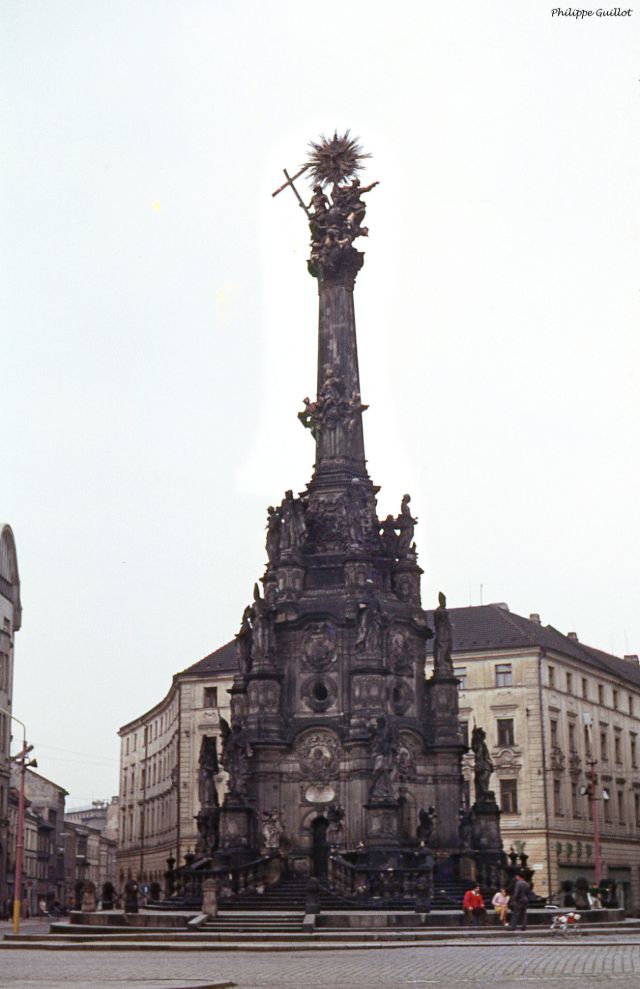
[201,878,219,919]
[80,881,96,913]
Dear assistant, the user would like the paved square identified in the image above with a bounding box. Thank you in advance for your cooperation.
[3,941,640,989]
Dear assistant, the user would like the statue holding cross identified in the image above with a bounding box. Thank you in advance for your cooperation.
[272,131,378,282]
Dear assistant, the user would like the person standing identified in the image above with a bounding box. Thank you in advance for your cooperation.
[508,871,531,931]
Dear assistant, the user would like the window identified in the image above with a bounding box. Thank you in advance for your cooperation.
[629,695,634,717]
[497,718,515,747]
[548,666,555,689]
[204,687,218,708]
[125,737,129,756]
[500,779,518,813]
[635,793,640,828]
[582,678,589,700]
[566,672,573,694]
[600,729,608,761]
[459,721,469,747]
[613,689,619,711]
[598,684,604,705]
[614,733,622,764]
[618,789,625,824]
[495,663,512,688]
[568,721,576,752]
[454,667,467,689]
[553,779,563,815]
[631,734,637,769]
[604,792,611,823]
[571,781,580,818]
[550,719,558,748]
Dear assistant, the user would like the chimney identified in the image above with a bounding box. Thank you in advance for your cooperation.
[529,613,541,625]
[490,602,510,612]
[567,632,579,641]
[623,654,640,665]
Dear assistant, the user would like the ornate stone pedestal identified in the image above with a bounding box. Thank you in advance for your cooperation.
[219,802,254,852]
[471,797,502,852]
[364,799,401,845]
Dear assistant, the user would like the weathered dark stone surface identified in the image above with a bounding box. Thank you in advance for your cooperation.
[214,136,502,883]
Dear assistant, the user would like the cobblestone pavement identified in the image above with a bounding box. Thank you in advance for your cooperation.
[3,942,640,989]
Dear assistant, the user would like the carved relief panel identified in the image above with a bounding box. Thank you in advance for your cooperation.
[352,674,386,712]
[248,679,281,715]
[301,622,338,673]
[296,729,342,785]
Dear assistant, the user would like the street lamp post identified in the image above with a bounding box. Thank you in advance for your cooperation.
[581,714,609,888]
[0,707,35,934]
[586,759,603,886]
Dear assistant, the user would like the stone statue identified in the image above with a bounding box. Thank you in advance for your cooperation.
[343,177,379,236]
[471,726,494,803]
[259,810,285,851]
[198,736,219,810]
[273,132,377,282]
[433,591,454,676]
[369,714,399,801]
[279,489,307,554]
[196,736,220,856]
[265,505,282,563]
[236,605,253,676]
[316,366,345,428]
[345,477,369,549]
[220,717,252,800]
[380,515,399,558]
[297,397,318,439]
[355,599,382,653]
[388,628,411,675]
[196,806,220,857]
[396,494,417,558]
[417,806,436,845]
[250,592,274,667]
[308,184,329,243]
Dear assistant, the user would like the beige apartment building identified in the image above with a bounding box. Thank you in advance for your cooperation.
[116,642,236,888]
[428,604,640,908]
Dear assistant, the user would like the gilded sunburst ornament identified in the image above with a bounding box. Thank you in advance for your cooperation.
[305,131,370,186]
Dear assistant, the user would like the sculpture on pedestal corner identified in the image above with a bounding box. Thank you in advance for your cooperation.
[195,735,220,856]
[471,726,495,802]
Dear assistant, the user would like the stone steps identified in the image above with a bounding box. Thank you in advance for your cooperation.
[4,924,640,951]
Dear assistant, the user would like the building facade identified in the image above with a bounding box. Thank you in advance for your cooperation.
[0,524,21,915]
[426,604,640,908]
[64,798,118,897]
[8,767,68,912]
[116,644,235,889]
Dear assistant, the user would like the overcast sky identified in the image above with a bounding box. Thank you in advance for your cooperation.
[2,1,638,806]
